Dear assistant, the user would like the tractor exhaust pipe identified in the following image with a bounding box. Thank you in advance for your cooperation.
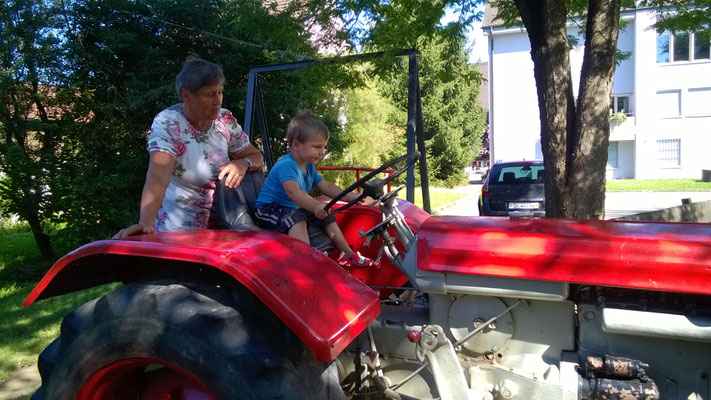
[582,355,649,379]
[578,377,660,400]
[578,354,659,400]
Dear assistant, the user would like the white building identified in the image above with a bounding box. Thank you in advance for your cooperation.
[483,6,711,179]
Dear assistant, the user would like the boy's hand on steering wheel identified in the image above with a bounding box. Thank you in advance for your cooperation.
[358,196,376,207]
[313,203,329,219]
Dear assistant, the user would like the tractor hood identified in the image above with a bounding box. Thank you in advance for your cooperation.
[417,216,711,295]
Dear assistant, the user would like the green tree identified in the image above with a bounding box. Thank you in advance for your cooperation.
[317,78,404,187]
[340,81,404,167]
[641,0,711,39]
[1,0,361,255]
[47,0,359,245]
[331,0,487,186]
[375,37,486,186]
[0,0,66,259]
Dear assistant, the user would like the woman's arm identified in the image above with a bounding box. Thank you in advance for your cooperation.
[229,143,264,171]
[113,152,174,238]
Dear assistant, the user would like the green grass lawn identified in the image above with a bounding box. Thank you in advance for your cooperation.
[0,224,47,286]
[606,179,711,191]
[413,187,470,210]
[0,223,119,381]
[0,283,118,380]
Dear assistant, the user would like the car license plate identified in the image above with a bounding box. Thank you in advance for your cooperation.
[508,202,539,209]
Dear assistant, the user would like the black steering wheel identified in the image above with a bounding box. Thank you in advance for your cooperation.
[324,152,420,214]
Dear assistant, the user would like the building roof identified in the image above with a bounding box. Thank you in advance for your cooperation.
[482,3,637,29]
[482,4,502,28]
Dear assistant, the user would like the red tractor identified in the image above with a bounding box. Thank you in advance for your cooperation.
[25,55,711,400]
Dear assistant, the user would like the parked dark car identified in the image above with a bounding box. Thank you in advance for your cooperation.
[478,161,545,217]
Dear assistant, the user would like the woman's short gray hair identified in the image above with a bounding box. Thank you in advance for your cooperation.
[175,57,225,98]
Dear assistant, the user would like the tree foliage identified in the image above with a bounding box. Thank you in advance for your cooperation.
[376,37,486,186]
[317,79,404,187]
[2,0,489,258]
[641,0,711,40]
[0,0,66,259]
[332,0,487,187]
[1,0,356,254]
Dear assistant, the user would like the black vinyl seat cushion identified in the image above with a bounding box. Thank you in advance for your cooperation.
[214,171,334,253]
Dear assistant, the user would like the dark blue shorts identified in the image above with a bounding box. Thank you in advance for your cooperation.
[254,203,336,233]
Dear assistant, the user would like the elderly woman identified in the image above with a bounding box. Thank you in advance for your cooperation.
[114,57,264,238]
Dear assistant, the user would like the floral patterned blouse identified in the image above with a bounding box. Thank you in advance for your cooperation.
[147,104,249,232]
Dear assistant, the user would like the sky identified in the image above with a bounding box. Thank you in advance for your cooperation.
[442,3,489,64]
[469,18,488,63]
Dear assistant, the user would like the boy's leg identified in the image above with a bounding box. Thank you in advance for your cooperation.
[323,222,355,257]
[325,222,377,268]
[288,220,310,244]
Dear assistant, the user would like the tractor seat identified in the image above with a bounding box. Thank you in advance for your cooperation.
[214,171,334,253]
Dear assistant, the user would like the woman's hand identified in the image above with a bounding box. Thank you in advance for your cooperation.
[112,223,154,239]
[218,159,249,188]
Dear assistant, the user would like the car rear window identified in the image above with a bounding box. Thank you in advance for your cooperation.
[489,164,544,185]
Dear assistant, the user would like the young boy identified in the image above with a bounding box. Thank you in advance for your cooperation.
[255,112,376,268]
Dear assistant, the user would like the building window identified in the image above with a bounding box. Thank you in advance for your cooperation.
[695,33,710,59]
[655,90,681,118]
[687,88,711,116]
[673,32,690,61]
[657,139,681,167]
[610,95,632,116]
[607,141,619,168]
[657,31,711,63]
[657,33,670,62]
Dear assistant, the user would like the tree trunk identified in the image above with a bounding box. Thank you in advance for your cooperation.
[26,212,54,260]
[570,0,621,219]
[513,0,576,218]
[513,0,620,219]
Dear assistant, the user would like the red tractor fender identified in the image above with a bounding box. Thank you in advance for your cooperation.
[24,229,380,362]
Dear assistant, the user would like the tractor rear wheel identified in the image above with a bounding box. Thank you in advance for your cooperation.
[32,279,344,400]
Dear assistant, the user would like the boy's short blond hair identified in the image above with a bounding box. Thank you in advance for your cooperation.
[287,112,330,147]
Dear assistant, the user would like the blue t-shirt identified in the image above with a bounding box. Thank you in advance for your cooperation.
[256,153,324,209]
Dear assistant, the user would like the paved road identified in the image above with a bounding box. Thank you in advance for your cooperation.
[437,183,711,219]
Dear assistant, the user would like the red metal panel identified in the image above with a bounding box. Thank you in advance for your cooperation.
[418,216,711,295]
[334,200,431,289]
[25,229,380,362]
